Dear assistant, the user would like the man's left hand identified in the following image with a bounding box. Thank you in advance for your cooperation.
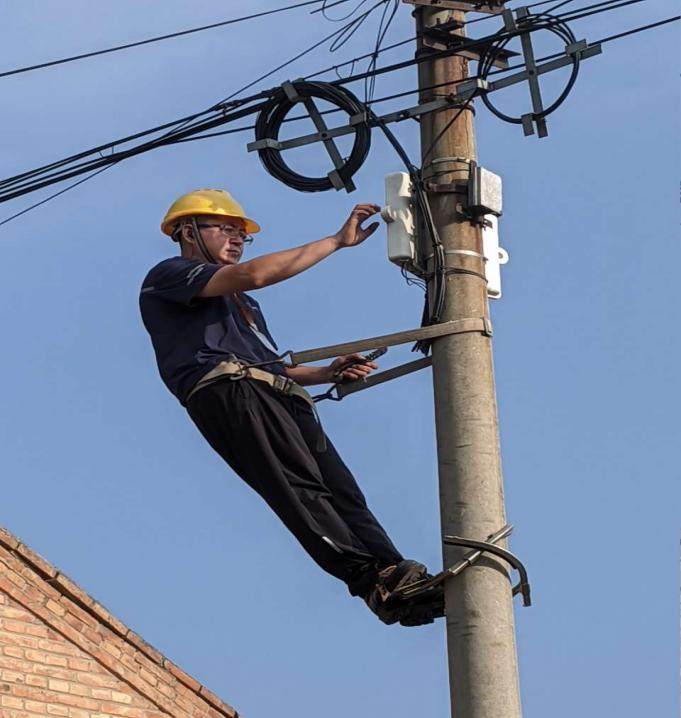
[328,353,379,383]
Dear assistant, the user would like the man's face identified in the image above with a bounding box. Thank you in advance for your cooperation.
[189,215,249,266]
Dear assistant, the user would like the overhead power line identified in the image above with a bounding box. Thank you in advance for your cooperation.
[1,8,678,225]
[0,166,116,228]
[0,2,388,193]
[595,13,680,42]
[0,0,358,80]
[2,0,670,186]
[211,0,387,109]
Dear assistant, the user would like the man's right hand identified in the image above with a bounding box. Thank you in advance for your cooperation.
[333,204,382,248]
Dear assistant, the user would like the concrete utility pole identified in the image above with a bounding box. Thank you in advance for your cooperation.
[414,4,523,717]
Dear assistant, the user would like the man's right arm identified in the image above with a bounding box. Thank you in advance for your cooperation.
[199,235,340,296]
[198,203,380,297]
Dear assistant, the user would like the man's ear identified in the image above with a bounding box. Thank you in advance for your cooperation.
[180,222,196,245]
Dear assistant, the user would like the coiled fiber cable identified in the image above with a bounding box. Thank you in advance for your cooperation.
[253,80,371,192]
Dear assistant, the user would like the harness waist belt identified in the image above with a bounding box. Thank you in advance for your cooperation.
[187,360,315,406]
[187,360,327,451]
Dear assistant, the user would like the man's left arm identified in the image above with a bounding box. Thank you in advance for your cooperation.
[285,354,378,387]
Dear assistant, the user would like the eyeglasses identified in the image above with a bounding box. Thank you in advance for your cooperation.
[196,223,254,244]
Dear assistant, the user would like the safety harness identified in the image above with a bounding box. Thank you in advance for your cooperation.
[185,316,493,450]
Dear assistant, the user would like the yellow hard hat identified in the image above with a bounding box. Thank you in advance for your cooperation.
[161,189,261,237]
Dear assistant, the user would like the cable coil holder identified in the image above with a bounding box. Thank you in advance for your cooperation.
[392,523,532,607]
[476,8,603,138]
[248,79,479,194]
[249,80,371,193]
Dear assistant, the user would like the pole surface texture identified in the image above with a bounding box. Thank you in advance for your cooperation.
[415,6,523,717]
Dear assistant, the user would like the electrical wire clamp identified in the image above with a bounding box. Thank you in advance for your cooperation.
[421,18,519,70]
[392,523,532,607]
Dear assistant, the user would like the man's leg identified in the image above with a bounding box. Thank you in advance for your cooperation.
[186,378,382,595]
[285,394,448,626]
[285,395,405,569]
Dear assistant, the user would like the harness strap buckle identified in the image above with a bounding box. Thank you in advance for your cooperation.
[272,374,294,394]
[228,362,248,381]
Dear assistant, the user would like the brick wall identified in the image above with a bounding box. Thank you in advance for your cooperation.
[0,590,167,717]
[0,528,238,718]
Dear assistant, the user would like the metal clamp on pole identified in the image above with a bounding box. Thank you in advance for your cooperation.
[444,530,532,606]
[392,524,532,607]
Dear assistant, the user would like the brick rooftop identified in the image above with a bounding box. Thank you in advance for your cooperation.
[0,525,239,718]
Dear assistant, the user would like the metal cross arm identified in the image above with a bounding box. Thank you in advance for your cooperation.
[488,40,602,93]
[247,94,468,155]
[422,19,520,70]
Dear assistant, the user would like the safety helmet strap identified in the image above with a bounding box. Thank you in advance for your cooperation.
[189,217,217,265]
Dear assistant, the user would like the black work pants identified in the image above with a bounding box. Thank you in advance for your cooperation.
[186,378,404,596]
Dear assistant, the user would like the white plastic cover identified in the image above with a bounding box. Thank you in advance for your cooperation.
[482,214,509,299]
[382,172,415,266]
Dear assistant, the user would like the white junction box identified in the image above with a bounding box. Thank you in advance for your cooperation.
[482,214,509,299]
[381,172,416,267]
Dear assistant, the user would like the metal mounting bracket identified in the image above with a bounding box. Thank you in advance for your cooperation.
[422,18,519,69]
[392,523,532,607]
[491,8,602,137]
[403,0,507,15]
[444,530,531,606]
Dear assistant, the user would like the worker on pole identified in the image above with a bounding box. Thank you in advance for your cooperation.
[139,189,443,626]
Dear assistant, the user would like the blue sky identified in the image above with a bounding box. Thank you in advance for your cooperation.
[1,2,678,716]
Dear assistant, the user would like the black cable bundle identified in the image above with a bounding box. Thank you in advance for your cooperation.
[253,81,371,192]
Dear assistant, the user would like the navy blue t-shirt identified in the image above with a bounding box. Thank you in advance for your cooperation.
[139,257,285,405]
